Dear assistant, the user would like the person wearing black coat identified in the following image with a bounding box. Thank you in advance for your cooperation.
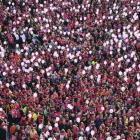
[0,128,6,140]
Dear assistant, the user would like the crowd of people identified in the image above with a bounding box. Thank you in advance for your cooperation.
[0,0,140,139]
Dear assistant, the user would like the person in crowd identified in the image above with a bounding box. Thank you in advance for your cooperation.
[0,0,140,140]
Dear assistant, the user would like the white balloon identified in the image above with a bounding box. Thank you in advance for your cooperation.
[104,61,107,65]
[130,116,134,121]
[90,75,94,79]
[67,104,71,109]
[134,57,137,61]
[37,76,40,80]
[109,109,113,113]
[12,70,15,73]
[3,72,6,76]
[33,93,37,97]
[107,137,111,140]
[56,117,60,122]
[74,59,78,63]
[35,83,39,88]
[28,114,32,118]
[41,70,45,74]
[10,66,13,69]
[121,87,125,91]
[136,81,140,86]
[79,137,83,140]
[39,124,43,129]
[91,130,95,135]
[48,126,52,130]
[69,105,73,110]
[6,83,10,87]
[124,55,127,59]
[96,64,100,69]
[65,68,68,73]
[82,70,86,75]
[132,64,136,68]
[119,71,122,75]
[101,107,105,111]
[11,81,15,86]
[117,135,120,139]
[66,84,69,89]
[76,117,80,123]
[54,123,58,127]
[86,127,90,131]
[137,87,140,92]
[111,63,114,67]
[124,77,127,81]
[47,72,50,76]
[89,51,92,54]
[79,56,82,60]
[4,63,7,67]
[38,58,41,63]
[22,84,26,88]
[11,100,15,103]
[86,100,89,104]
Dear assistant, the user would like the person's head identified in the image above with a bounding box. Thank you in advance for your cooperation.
[121,134,125,138]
